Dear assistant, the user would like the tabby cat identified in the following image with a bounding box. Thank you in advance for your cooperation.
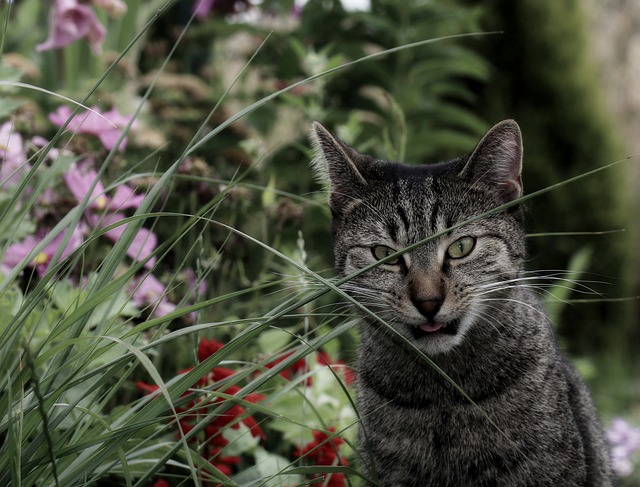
[311,120,614,486]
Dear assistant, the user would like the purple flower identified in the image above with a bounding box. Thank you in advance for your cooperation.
[2,226,84,277]
[62,163,156,267]
[64,165,144,211]
[193,0,215,19]
[0,121,29,188]
[130,272,176,317]
[607,418,640,477]
[49,105,136,151]
[36,0,106,55]
[87,212,157,268]
[31,135,71,162]
[192,0,250,19]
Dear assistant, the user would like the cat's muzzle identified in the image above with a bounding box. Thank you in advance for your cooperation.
[411,320,459,340]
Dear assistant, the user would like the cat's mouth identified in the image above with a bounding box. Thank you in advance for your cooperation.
[411,320,459,339]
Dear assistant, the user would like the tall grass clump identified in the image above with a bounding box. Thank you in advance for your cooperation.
[0,0,638,486]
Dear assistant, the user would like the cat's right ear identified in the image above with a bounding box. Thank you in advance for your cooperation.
[458,119,523,203]
[310,122,369,211]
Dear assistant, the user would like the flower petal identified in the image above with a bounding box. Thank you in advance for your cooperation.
[127,227,157,267]
[130,272,176,317]
[107,185,144,211]
[36,0,106,54]
[63,165,106,208]
[49,105,134,151]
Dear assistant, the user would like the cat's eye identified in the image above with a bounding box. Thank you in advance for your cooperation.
[447,237,476,259]
[372,245,400,265]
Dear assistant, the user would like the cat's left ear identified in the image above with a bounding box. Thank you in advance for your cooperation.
[309,122,371,211]
[459,119,523,203]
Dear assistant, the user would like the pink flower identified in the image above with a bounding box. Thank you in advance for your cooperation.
[0,121,30,188]
[130,272,176,317]
[49,105,136,151]
[192,0,251,19]
[193,0,215,19]
[64,165,144,211]
[2,226,84,277]
[87,212,157,268]
[607,418,640,477]
[31,135,72,162]
[36,0,106,55]
[62,163,155,267]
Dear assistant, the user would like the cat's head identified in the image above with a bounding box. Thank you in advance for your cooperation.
[311,120,526,356]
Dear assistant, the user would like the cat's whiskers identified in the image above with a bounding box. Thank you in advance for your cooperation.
[480,271,606,292]
[521,269,611,291]
[476,273,603,290]
[261,272,337,300]
[473,307,517,338]
[474,282,562,300]
[482,297,549,321]
[473,274,604,299]
[339,299,390,320]
[339,283,404,315]
[339,282,383,298]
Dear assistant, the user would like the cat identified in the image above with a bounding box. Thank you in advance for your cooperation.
[310,120,614,486]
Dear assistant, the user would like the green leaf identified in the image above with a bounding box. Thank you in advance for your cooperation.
[544,247,593,324]
[257,328,292,355]
[222,422,261,457]
[0,191,36,242]
[232,446,304,487]
[0,98,25,119]
[0,63,24,92]
[261,173,277,208]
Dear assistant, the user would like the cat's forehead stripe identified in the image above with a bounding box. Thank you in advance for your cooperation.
[397,204,410,234]
[387,219,399,242]
[386,175,446,243]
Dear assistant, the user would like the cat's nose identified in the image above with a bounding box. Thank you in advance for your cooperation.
[413,297,443,321]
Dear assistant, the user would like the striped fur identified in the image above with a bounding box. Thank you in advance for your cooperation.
[311,120,614,486]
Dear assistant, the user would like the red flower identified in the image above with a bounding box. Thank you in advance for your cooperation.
[207,447,241,477]
[265,351,309,383]
[198,337,224,362]
[135,381,159,395]
[152,480,170,487]
[264,350,356,388]
[137,337,266,482]
[316,351,357,386]
[295,427,349,487]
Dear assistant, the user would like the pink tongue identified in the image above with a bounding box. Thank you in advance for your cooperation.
[419,322,444,333]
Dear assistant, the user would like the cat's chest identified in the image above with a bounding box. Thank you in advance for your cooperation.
[357,385,582,486]
[360,390,499,446]
[358,398,518,485]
